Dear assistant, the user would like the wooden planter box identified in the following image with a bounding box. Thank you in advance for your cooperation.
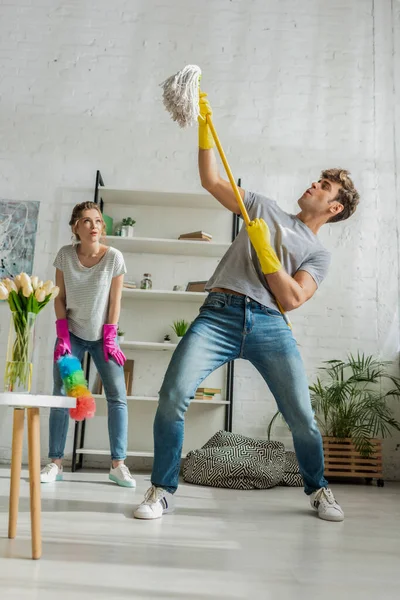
[323,437,384,486]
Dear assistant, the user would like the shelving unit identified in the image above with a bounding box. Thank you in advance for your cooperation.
[71,170,240,470]
[97,187,225,210]
[92,394,230,406]
[122,289,207,303]
[106,235,230,257]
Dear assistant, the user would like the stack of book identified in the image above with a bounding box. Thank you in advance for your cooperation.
[178,231,213,242]
[194,387,221,401]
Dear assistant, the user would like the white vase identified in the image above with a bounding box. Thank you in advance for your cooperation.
[121,225,135,238]
[118,335,124,343]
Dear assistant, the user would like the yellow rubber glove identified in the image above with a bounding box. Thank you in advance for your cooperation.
[246,218,282,275]
[198,91,215,150]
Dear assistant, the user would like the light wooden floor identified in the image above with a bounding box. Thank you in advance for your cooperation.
[0,466,399,600]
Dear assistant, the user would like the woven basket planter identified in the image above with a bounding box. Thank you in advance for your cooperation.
[323,436,384,486]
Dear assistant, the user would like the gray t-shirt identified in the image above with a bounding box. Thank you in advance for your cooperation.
[54,245,127,341]
[206,190,331,310]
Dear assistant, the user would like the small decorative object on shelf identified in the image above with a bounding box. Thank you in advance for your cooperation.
[171,319,191,339]
[194,387,222,401]
[140,273,152,290]
[117,327,125,343]
[123,281,137,289]
[0,273,59,393]
[163,334,171,343]
[120,217,136,238]
[173,285,183,291]
[186,281,207,292]
[178,230,212,242]
[103,214,114,235]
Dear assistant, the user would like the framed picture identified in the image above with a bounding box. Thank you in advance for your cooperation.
[186,281,207,293]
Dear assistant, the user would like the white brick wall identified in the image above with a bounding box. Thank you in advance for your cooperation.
[0,0,399,478]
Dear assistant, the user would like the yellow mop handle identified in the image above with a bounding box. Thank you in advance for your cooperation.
[206,114,292,329]
[206,115,251,227]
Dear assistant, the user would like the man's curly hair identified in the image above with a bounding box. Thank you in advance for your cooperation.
[321,168,360,223]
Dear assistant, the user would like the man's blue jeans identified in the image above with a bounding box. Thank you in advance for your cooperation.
[152,293,328,494]
[49,332,128,461]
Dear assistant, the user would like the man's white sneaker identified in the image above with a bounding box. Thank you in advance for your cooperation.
[133,485,173,520]
[40,463,63,483]
[310,487,344,522]
[109,464,136,488]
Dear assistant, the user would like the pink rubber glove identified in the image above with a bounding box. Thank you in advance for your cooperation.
[54,319,72,362]
[103,324,126,366]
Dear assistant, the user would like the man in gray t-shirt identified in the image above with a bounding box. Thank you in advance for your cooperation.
[134,91,360,524]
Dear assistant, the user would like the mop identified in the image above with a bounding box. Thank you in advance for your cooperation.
[161,65,291,327]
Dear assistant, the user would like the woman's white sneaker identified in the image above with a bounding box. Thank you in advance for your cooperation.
[40,463,63,483]
[109,464,136,488]
[310,487,344,521]
[134,485,173,519]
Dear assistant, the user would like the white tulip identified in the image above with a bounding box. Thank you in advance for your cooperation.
[3,279,12,292]
[22,284,33,298]
[3,279,18,293]
[50,286,60,299]
[43,280,54,295]
[35,287,46,302]
[14,275,22,290]
[20,273,31,288]
[37,280,43,289]
[31,276,39,290]
[0,284,9,300]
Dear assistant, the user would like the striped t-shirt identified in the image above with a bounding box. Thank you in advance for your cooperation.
[54,245,127,341]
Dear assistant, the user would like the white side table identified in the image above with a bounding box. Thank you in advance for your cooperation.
[0,393,76,560]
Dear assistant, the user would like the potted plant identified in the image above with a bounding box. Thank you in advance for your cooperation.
[120,217,136,238]
[267,353,400,486]
[171,319,190,340]
[163,334,171,343]
[0,273,59,393]
[117,327,125,343]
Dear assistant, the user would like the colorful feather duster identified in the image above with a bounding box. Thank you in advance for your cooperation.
[58,354,96,421]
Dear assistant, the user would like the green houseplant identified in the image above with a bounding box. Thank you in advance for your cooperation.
[268,353,400,457]
[171,319,190,339]
[121,217,136,238]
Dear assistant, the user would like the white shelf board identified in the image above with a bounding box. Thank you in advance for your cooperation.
[93,394,229,406]
[106,235,230,257]
[119,340,177,351]
[75,448,186,458]
[98,187,224,210]
[122,288,207,302]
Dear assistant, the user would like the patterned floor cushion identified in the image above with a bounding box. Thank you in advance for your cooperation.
[183,431,303,490]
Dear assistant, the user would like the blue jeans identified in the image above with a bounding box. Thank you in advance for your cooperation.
[152,293,328,495]
[49,332,128,461]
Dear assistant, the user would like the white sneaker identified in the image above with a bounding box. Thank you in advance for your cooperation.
[310,487,344,522]
[40,463,63,483]
[109,464,136,488]
[133,485,173,520]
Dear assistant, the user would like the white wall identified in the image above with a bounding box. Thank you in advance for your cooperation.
[0,0,399,477]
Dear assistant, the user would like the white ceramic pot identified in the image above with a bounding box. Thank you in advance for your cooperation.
[118,335,124,343]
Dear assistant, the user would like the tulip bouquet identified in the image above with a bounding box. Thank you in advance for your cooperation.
[0,273,59,392]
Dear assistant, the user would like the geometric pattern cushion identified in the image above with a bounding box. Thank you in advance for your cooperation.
[183,430,303,490]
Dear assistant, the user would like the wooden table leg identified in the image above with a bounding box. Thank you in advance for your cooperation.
[8,408,25,539]
[27,407,42,560]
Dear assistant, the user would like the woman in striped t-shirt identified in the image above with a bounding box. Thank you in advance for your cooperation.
[40,201,135,488]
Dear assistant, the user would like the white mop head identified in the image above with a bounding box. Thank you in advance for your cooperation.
[161,64,202,128]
